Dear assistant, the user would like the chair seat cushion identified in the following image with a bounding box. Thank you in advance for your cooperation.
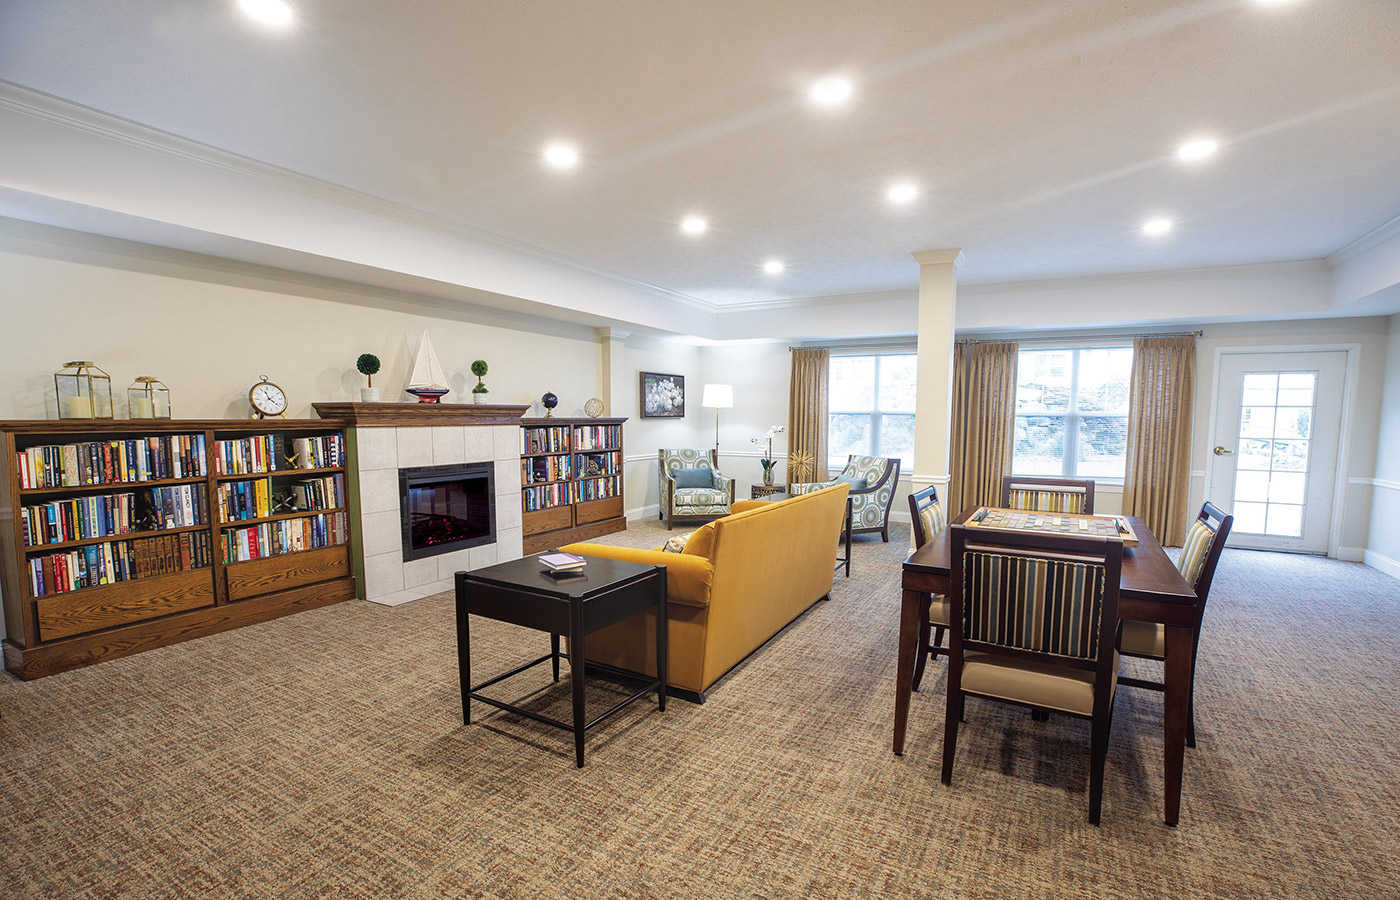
[961,651,1119,717]
[672,468,715,489]
[674,487,729,505]
[1119,619,1165,659]
[929,594,951,626]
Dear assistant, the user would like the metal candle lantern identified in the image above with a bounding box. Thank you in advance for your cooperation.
[55,361,113,419]
[128,376,171,419]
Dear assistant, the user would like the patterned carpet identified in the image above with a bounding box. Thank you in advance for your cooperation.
[2,520,1398,899]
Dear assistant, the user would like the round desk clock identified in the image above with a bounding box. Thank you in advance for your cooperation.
[249,376,288,419]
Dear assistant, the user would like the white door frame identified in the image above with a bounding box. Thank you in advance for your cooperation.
[1205,343,1359,559]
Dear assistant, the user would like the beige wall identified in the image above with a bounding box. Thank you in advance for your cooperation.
[0,236,604,421]
[1366,315,1400,574]
[618,336,704,516]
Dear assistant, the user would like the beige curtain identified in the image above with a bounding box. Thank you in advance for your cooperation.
[949,341,1019,512]
[786,348,829,485]
[1122,335,1196,547]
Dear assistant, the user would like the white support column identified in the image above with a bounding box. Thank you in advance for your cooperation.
[596,327,631,418]
[911,249,963,509]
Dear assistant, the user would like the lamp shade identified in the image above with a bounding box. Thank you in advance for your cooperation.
[701,383,734,408]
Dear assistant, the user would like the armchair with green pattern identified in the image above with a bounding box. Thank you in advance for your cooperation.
[789,454,901,541]
[658,448,735,530]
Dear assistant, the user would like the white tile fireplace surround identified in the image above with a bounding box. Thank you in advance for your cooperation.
[314,403,530,607]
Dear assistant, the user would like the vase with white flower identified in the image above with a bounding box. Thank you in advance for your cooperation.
[750,425,786,487]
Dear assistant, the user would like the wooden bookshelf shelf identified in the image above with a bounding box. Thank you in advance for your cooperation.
[0,418,355,679]
[19,475,209,496]
[218,506,348,528]
[519,418,627,554]
[22,523,210,553]
[215,466,345,481]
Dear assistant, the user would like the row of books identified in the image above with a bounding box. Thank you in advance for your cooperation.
[218,479,272,523]
[223,512,348,562]
[522,482,571,511]
[522,426,571,455]
[575,475,621,503]
[572,425,621,451]
[20,483,209,547]
[15,434,208,489]
[213,434,345,476]
[522,454,572,485]
[288,473,345,512]
[28,532,214,597]
[576,450,622,477]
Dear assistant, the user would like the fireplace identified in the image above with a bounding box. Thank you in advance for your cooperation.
[399,463,496,561]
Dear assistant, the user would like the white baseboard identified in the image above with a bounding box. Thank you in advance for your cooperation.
[1363,549,1400,581]
[1336,546,1366,563]
[627,504,661,521]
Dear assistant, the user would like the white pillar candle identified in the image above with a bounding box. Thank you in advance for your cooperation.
[131,396,155,418]
[66,396,93,418]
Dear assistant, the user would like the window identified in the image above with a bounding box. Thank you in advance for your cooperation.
[1013,347,1132,479]
[828,354,915,473]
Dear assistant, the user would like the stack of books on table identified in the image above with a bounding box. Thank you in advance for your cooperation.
[539,552,586,573]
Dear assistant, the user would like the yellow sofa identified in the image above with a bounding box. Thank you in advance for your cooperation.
[561,483,851,701]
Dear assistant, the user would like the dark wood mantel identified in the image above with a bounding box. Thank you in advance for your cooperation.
[311,401,532,427]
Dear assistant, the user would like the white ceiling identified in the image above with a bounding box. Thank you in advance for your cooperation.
[1,0,1399,308]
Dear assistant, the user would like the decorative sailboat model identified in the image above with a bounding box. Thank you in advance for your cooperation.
[404,332,451,403]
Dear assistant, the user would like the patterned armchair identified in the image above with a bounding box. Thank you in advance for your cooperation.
[658,448,735,530]
[789,455,901,541]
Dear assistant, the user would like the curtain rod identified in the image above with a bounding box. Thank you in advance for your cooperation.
[959,330,1203,345]
[790,330,1203,351]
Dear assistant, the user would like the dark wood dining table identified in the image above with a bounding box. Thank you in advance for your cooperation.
[895,509,1199,826]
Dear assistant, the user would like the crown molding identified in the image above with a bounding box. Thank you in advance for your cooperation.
[716,288,916,314]
[1327,213,1400,267]
[960,259,1330,295]
[0,81,720,314]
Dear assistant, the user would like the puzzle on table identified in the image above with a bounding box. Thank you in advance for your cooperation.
[965,506,1139,547]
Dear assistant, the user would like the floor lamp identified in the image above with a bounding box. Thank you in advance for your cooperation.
[701,383,733,462]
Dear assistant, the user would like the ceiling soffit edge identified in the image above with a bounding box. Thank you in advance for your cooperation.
[1327,213,1400,267]
[960,259,1330,295]
[0,81,718,316]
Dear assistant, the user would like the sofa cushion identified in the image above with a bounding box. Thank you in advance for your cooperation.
[672,468,714,489]
[682,522,718,558]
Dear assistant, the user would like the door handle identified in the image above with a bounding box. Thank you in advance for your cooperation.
[1213,446,1234,456]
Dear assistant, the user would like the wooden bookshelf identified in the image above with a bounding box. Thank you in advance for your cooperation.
[0,418,356,680]
[519,417,626,554]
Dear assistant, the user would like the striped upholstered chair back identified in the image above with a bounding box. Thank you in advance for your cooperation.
[908,485,946,549]
[950,525,1122,669]
[1000,476,1095,516]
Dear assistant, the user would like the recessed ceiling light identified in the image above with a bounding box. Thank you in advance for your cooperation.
[810,77,852,106]
[681,216,708,235]
[1143,217,1174,236]
[239,0,293,26]
[887,183,918,204]
[543,143,579,169]
[763,260,784,275]
[1176,138,1219,161]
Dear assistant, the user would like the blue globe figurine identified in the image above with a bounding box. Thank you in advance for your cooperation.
[541,392,559,417]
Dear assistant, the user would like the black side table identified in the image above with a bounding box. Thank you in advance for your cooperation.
[455,555,667,767]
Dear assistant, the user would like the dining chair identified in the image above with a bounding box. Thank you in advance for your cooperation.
[943,524,1124,825]
[907,485,949,691]
[1118,500,1233,747]
[1000,475,1095,515]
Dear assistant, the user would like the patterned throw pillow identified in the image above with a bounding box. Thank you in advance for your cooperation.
[917,501,945,547]
[662,531,694,553]
[1176,520,1215,587]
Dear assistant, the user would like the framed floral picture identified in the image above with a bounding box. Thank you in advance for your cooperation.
[640,372,685,418]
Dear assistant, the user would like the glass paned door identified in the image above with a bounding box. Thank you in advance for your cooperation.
[1209,351,1346,554]
[1231,372,1316,537]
